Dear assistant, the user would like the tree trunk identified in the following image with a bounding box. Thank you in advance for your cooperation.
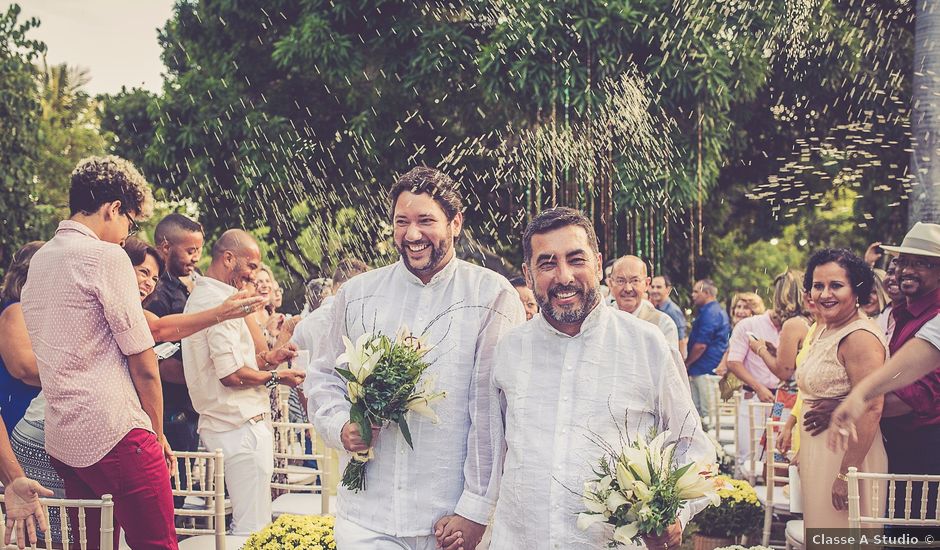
[910,0,940,226]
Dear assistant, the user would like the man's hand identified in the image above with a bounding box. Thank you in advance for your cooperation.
[265,343,298,368]
[277,369,306,388]
[756,384,776,403]
[434,514,485,550]
[3,477,53,549]
[642,520,682,550]
[340,422,381,453]
[218,290,267,321]
[161,434,177,478]
[804,398,840,436]
[864,242,883,267]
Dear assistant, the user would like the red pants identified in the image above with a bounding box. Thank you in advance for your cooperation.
[51,429,178,550]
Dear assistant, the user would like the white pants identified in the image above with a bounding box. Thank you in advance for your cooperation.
[200,421,274,535]
[335,516,438,550]
[689,374,714,421]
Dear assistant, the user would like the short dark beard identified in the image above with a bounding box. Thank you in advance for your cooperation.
[399,238,450,276]
[536,283,600,325]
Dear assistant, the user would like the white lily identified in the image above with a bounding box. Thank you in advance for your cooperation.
[676,462,721,506]
[605,490,629,513]
[612,522,639,544]
[336,333,384,382]
[597,475,613,492]
[406,390,446,424]
[577,512,609,531]
[616,460,636,493]
[633,480,652,502]
[395,324,434,357]
[620,446,651,485]
[348,381,364,403]
[646,430,672,478]
[582,482,608,513]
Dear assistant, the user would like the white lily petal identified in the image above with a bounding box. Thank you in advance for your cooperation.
[576,513,608,531]
[605,490,629,513]
[613,522,639,544]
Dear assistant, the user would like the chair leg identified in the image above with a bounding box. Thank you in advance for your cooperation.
[762,504,773,546]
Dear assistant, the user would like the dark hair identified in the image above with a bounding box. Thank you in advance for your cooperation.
[124,237,165,277]
[0,241,45,303]
[655,274,673,287]
[803,248,875,306]
[332,258,370,285]
[522,207,599,264]
[388,167,463,221]
[508,276,527,288]
[154,213,203,245]
[69,155,154,218]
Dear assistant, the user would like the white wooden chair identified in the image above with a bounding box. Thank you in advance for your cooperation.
[270,421,336,518]
[754,419,793,547]
[738,400,772,485]
[0,493,115,550]
[847,467,940,527]
[172,449,243,550]
[714,390,739,457]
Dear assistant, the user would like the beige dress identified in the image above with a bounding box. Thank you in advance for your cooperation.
[796,316,888,528]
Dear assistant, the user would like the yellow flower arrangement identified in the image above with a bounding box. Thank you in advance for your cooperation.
[242,515,336,550]
[693,476,763,539]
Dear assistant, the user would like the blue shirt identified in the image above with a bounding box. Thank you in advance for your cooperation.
[656,298,688,340]
[687,300,730,376]
[0,301,41,428]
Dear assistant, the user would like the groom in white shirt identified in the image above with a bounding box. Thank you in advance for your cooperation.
[307,167,525,550]
[488,208,714,550]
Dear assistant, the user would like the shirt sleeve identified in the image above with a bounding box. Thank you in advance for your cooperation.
[455,285,526,525]
[206,318,252,379]
[653,334,716,527]
[95,247,155,355]
[726,319,751,363]
[307,287,354,452]
[670,306,688,340]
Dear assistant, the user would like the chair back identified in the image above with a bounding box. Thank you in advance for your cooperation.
[713,389,739,446]
[745,400,773,485]
[0,493,115,550]
[271,420,332,514]
[847,467,940,528]
[172,449,226,550]
[762,419,790,546]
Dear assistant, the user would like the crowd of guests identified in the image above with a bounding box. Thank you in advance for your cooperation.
[0,155,937,550]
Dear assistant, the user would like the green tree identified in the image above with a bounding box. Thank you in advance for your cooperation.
[0,4,43,265]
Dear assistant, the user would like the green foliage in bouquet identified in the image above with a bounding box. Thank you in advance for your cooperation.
[693,477,764,538]
[241,514,335,550]
[334,328,444,491]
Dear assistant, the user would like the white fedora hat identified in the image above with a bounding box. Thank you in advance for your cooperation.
[881,222,940,258]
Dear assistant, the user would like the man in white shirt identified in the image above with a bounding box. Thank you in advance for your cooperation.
[182,229,306,534]
[489,208,714,550]
[608,255,689,390]
[308,167,525,550]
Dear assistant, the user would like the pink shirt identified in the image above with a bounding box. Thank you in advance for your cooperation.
[727,312,781,389]
[21,221,155,467]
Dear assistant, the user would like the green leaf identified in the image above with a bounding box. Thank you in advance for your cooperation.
[335,367,355,382]
[398,416,414,449]
[349,404,371,447]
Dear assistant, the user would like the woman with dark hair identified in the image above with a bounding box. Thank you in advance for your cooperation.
[0,241,45,429]
[10,237,263,544]
[797,248,887,528]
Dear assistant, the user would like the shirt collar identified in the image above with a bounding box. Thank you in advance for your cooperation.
[537,299,608,338]
[399,254,459,287]
[900,287,940,318]
[197,275,237,295]
[56,220,100,240]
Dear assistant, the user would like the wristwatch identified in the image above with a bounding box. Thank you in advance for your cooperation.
[265,370,279,389]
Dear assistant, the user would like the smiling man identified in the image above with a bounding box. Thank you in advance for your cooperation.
[308,167,524,550]
[488,208,713,550]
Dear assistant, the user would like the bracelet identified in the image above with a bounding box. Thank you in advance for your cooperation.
[836,472,848,482]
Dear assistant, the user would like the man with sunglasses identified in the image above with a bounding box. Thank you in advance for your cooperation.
[21,156,178,549]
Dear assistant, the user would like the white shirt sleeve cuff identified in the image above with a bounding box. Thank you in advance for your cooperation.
[454,490,494,525]
[324,411,349,452]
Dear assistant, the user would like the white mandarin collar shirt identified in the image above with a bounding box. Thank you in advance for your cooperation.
[291,295,336,361]
[490,304,715,550]
[307,257,525,537]
[631,300,690,390]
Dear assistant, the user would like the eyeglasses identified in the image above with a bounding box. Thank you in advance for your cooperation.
[895,257,939,271]
[124,213,140,237]
[610,277,643,288]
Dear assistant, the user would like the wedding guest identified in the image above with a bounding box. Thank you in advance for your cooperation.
[650,274,689,354]
[714,292,764,378]
[726,271,802,465]
[608,255,689,388]
[748,278,810,383]
[10,237,262,544]
[489,208,714,550]
[508,276,539,321]
[876,257,905,340]
[0,242,43,429]
[147,213,205,460]
[797,249,887,527]
[308,167,525,550]
[1,416,52,550]
[861,272,888,322]
[685,279,731,418]
[20,156,176,549]
[301,277,332,318]
[182,229,305,534]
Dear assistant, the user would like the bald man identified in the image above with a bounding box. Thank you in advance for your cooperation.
[608,256,690,390]
[181,229,306,534]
